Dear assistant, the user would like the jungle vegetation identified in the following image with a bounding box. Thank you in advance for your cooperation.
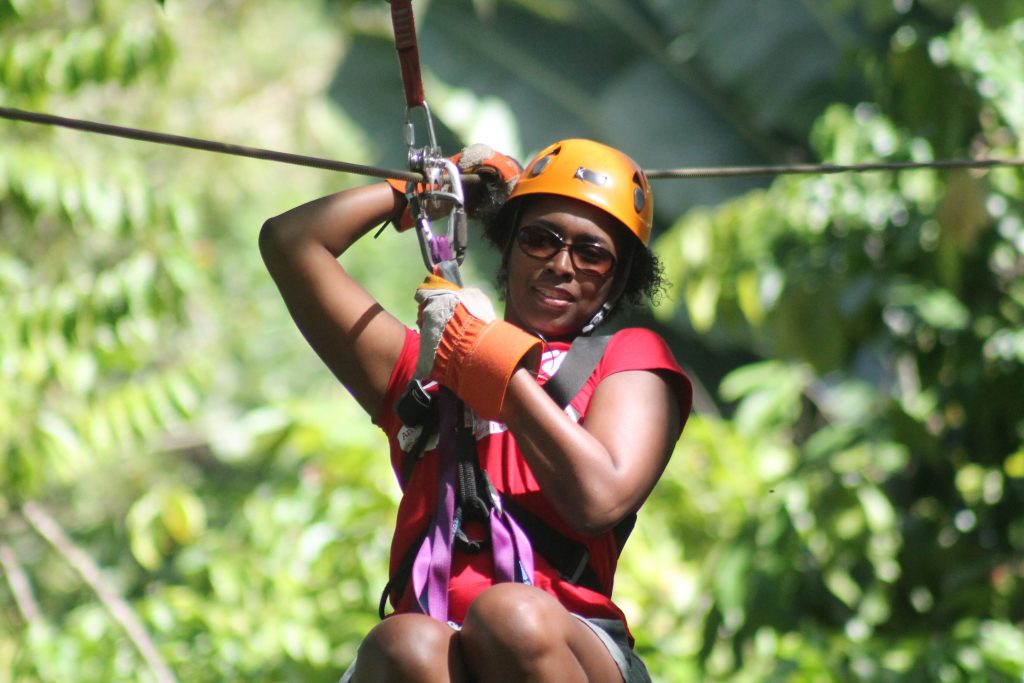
[2,1,1022,680]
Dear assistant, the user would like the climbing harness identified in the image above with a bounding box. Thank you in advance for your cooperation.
[380,335,638,620]
[389,375,538,622]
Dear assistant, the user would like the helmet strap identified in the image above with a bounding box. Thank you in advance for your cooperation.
[581,229,637,335]
[580,302,612,336]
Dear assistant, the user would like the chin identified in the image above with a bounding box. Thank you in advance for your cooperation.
[506,291,596,339]
[519,312,585,340]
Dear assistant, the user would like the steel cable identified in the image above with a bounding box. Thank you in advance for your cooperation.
[3,106,1023,182]
[0,106,464,183]
[645,157,1024,179]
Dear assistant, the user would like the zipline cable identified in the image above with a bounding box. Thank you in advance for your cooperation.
[645,157,1024,179]
[3,106,1023,181]
[0,106,482,184]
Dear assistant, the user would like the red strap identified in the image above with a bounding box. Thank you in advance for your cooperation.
[389,0,426,108]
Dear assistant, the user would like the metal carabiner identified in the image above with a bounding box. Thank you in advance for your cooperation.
[409,156,467,285]
[404,101,440,174]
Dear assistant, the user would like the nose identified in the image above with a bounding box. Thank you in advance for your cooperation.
[546,246,575,276]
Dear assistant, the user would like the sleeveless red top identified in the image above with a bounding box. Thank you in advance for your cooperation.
[375,327,692,632]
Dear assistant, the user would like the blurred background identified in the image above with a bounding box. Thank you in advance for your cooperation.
[1,0,1022,680]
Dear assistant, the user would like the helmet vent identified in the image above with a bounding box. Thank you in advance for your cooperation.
[530,154,554,177]
[574,166,609,187]
[634,187,646,213]
[632,173,647,213]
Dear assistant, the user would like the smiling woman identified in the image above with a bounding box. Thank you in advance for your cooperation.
[259,138,692,683]
[484,141,667,337]
[504,196,624,340]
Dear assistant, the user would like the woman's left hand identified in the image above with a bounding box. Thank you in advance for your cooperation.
[415,275,540,420]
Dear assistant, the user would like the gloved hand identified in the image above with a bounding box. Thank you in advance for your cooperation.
[415,275,540,420]
[456,143,523,222]
[386,144,522,231]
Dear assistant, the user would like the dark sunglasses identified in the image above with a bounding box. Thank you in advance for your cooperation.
[515,224,617,277]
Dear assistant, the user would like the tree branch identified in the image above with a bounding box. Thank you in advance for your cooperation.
[20,501,178,683]
[0,540,40,623]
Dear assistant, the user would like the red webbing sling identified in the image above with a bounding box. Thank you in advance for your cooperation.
[389,0,426,109]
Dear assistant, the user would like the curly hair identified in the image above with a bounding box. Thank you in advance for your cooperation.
[478,194,666,321]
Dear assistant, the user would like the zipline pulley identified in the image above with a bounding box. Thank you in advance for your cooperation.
[389,0,466,285]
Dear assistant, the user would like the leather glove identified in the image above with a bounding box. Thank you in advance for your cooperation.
[456,143,522,222]
[386,144,522,231]
[415,275,540,420]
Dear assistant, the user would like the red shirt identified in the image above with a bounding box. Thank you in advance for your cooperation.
[376,327,692,630]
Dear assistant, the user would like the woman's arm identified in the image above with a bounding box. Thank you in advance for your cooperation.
[501,367,682,536]
[259,182,410,421]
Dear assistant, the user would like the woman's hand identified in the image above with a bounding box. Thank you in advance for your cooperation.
[414,275,540,421]
[385,144,522,229]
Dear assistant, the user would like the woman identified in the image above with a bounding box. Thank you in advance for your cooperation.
[260,139,692,683]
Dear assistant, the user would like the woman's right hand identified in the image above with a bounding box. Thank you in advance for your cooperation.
[385,144,522,229]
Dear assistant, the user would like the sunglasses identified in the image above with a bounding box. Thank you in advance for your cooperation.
[515,224,617,278]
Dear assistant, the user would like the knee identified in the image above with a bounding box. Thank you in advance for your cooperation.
[460,584,567,662]
[353,614,454,683]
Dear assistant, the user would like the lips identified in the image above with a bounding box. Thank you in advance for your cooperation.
[533,285,575,308]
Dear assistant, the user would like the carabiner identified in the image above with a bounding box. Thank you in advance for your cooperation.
[390,0,468,282]
[408,156,467,284]
[405,101,440,174]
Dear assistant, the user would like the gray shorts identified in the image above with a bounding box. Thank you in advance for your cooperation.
[339,615,650,683]
[573,615,652,683]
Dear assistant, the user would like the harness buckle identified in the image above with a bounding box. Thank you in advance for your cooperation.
[481,470,503,516]
[395,379,434,427]
[453,506,489,553]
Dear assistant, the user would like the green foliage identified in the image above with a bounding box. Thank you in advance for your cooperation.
[128,397,398,683]
[650,7,1024,681]
[2,2,1022,682]
[1,1,415,680]
[331,0,862,220]
[1,6,202,501]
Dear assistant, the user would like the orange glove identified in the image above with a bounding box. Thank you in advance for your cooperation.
[415,275,540,420]
[386,144,522,231]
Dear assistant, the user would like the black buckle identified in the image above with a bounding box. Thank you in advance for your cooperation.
[453,507,489,553]
[395,380,433,427]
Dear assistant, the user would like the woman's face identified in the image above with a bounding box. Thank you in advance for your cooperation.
[503,195,625,340]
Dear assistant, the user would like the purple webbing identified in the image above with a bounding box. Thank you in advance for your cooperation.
[430,234,454,264]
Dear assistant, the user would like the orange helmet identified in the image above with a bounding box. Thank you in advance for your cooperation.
[508,139,653,246]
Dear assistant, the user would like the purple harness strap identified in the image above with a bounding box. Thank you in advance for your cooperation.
[410,389,534,621]
[488,503,535,586]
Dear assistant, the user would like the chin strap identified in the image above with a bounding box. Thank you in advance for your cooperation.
[579,243,634,336]
[580,302,613,336]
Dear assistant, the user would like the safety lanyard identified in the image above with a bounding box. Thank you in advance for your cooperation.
[388,0,467,285]
[387,1,533,623]
[408,390,535,622]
